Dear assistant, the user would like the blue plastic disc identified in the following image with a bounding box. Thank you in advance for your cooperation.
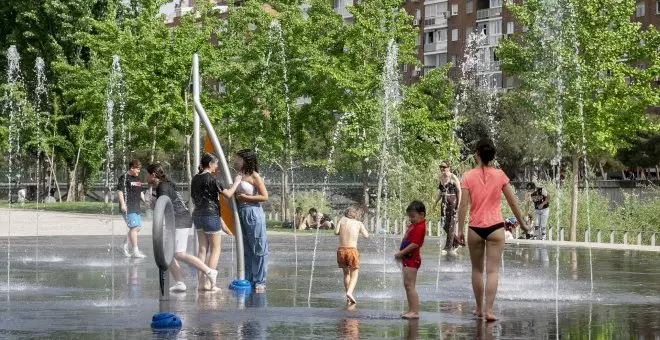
[151,312,182,329]
[229,279,252,291]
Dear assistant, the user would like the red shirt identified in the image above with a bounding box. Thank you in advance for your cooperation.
[400,220,426,261]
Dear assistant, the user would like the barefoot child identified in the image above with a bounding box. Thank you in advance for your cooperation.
[395,201,427,319]
[335,206,369,305]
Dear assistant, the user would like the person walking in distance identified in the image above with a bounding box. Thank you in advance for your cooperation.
[433,161,463,254]
[526,182,550,240]
[118,159,147,258]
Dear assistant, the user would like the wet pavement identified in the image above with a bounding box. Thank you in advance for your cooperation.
[1,232,659,339]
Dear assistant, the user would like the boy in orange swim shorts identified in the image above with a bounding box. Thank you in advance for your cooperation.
[335,205,369,305]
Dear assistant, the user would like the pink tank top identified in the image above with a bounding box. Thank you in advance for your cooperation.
[461,167,510,228]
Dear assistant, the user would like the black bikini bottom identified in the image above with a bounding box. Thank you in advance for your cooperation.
[469,222,505,240]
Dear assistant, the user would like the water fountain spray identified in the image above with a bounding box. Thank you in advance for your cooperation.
[5,45,23,293]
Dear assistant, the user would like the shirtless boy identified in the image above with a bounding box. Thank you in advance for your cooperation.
[335,206,369,305]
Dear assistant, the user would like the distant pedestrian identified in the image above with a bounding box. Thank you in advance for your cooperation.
[118,159,146,258]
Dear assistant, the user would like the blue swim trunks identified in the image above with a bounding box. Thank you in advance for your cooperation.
[124,212,142,228]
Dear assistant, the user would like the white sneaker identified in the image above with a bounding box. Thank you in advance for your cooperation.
[441,250,448,255]
[169,281,187,292]
[121,243,131,257]
[131,249,146,258]
[206,269,218,287]
[449,248,458,255]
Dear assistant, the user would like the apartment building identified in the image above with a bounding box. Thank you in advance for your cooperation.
[422,0,659,92]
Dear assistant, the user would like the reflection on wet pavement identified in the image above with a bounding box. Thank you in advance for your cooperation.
[0,234,659,339]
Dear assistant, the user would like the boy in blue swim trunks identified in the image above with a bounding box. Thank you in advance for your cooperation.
[117,159,146,258]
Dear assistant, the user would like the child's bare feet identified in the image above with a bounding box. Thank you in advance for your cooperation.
[472,308,483,317]
[346,293,357,305]
[484,311,497,322]
[401,312,419,319]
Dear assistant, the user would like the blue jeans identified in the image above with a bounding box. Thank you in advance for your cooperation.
[238,203,268,286]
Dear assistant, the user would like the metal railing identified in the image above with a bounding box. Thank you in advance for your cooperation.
[476,7,502,20]
[423,41,448,53]
[264,212,659,248]
[424,16,448,27]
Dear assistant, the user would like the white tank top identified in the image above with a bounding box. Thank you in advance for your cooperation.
[237,180,257,195]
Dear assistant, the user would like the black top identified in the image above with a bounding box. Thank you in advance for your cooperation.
[191,172,225,216]
[155,181,192,229]
[530,188,549,210]
[116,174,143,213]
[439,180,458,195]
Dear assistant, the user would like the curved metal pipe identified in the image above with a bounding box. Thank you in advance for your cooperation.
[192,54,245,281]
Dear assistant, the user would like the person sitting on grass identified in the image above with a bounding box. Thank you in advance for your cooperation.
[304,208,334,230]
[335,205,369,305]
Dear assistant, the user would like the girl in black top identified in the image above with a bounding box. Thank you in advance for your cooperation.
[147,163,221,292]
[190,153,241,290]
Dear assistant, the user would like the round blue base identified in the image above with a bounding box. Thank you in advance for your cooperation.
[229,279,252,291]
[151,312,182,329]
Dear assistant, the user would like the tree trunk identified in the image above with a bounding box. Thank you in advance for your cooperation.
[281,170,287,222]
[569,152,579,242]
[149,126,157,163]
[598,161,606,180]
[66,146,82,202]
[361,159,370,222]
[49,160,63,202]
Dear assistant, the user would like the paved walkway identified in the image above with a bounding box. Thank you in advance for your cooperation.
[0,208,152,236]
[1,208,658,252]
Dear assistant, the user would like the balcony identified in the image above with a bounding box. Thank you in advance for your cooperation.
[476,7,502,21]
[478,34,502,46]
[333,0,354,18]
[424,41,448,53]
[476,61,502,74]
[423,16,448,29]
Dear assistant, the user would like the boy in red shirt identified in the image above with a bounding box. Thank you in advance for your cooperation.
[394,200,426,319]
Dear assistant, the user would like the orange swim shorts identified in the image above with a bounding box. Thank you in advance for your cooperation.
[337,247,360,269]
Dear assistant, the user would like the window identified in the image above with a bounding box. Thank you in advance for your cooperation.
[466,29,472,40]
[466,1,473,14]
[452,29,458,41]
[636,1,645,17]
[451,55,457,64]
[505,76,514,89]
[438,29,448,41]
[490,0,502,8]
[424,4,435,18]
[507,21,514,34]
[657,0,659,14]
[403,64,409,73]
[426,31,434,44]
[490,20,502,35]
[415,9,421,20]
[415,34,421,46]
[451,4,458,16]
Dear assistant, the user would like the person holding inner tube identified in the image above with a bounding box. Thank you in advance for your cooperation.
[146,162,220,293]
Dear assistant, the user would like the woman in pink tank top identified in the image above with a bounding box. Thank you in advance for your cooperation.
[456,139,531,321]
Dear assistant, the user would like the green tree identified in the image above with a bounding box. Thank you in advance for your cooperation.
[498,0,660,240]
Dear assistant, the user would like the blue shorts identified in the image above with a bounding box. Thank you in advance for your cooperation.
[124,212,142,228]
[193,214,221,234]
